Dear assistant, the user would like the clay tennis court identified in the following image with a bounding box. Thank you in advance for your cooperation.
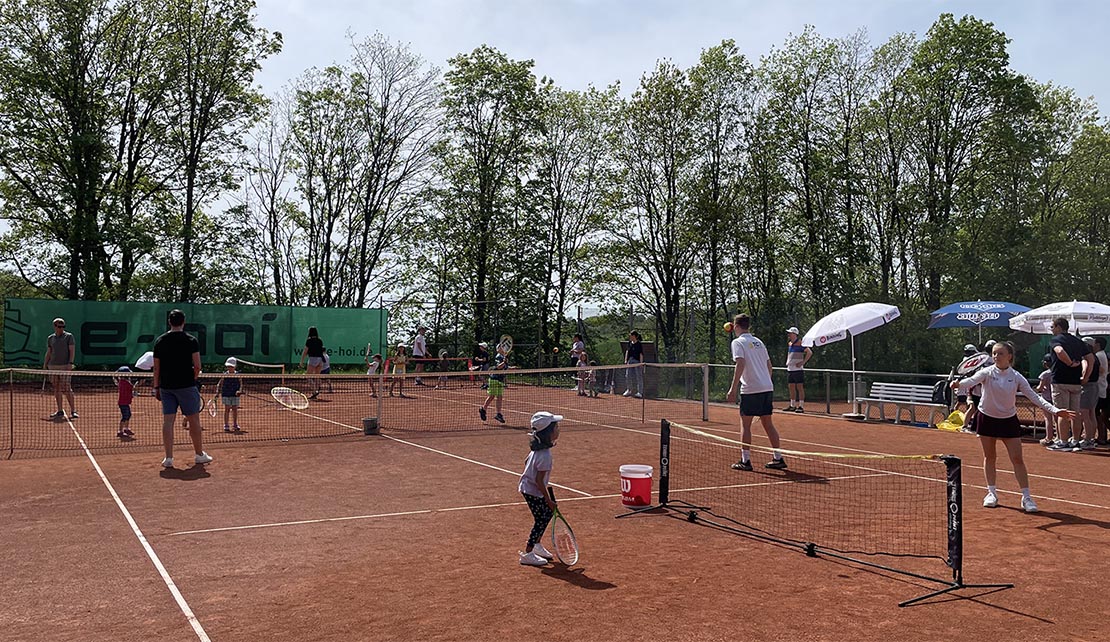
[1,381,1108,641]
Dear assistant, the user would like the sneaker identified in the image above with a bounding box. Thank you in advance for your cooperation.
[478,407,487,421]
[1021,496,1038,513]
[731,460,753,471]
[983,492,998,508]
[123,428,134,437]
[194,452,213,465]
[1048,440,1071,451]
[50,410,65,419]
[309,391,319,400]
[399,393,411,399]
[519,551,549,566]
[161,457,174,468]
[1038,437,1053,446]
[1080,440,1097,451]
[1068,439,1083,452]
[794,407,805,413]
[623,390,632,397]
[785,406,796,412]
[223,425,231,433]
[117,430,126,438]
[532,542,555,560]
[633,393,642,399]
[495,413,505,424]
[70,411,79,419]
[233,425,241,432]
[765,458,788,470]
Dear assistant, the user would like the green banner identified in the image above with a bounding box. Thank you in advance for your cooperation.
[2,298,388,367]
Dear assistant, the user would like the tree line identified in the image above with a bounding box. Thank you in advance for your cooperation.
[2,4,1108,372]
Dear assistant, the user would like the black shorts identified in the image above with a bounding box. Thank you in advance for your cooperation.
[739,391,774,417]
[976,414,1022,439]
[787,370,805,385]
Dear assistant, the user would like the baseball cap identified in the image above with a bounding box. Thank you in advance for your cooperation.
[224,357,237,367]
[116,366,131,373]
[531,411,564,430]
[1082,336,1096,345]
[786,326,799,334]
[984,340,997,349]
[478,342,488,348]
[963,344,977,353]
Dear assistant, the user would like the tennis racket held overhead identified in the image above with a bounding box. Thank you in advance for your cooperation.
[271,386,309,410]
[548,487,579,566]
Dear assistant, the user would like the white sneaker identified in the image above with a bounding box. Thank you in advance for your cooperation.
[194,452,213,464]
[622,390,632,397]
[633,393,642,399]
[1021,496,1038,513]
[983,492,998,508]
[519,551,548,566]
[161,457,174,468]
[532,542,554,560]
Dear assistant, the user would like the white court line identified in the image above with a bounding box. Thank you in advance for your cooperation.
[65,420,211,642]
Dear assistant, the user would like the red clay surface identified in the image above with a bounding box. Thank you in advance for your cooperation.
[1,397,1109,642]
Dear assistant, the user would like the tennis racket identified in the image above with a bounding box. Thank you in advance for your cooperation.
[206,394,219,417]
[548,487,579,566]
[271,386,309,410]
[497,334,513,356]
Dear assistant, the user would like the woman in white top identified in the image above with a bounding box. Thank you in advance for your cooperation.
[954,341,1074,513]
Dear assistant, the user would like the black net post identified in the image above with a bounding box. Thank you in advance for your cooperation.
[659,419,670,505]
[943,455,963,584]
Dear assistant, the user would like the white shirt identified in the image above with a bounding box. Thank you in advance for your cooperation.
[731,333,774,394]
[413,333,427,357]
[958,365,1058,419]
[1095,350,1108,398]
[571,340,585,358]
[367,360,380,376]
[518,448,552,497]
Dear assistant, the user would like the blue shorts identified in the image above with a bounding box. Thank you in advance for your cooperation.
[161,386,202,416]
[119,404,132,421]
[222,396,240,407]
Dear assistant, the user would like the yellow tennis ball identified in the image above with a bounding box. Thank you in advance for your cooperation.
[723,322,733,333]
[553,347,559,353]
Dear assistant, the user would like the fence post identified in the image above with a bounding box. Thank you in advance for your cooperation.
[825,370,831,415]
[702,364,709,422]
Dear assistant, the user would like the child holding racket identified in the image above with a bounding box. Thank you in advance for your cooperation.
[387,344,411,398]
[218,357,242,432]
[479,351,508,423]
[518,411,563,566]
[366,352,382,397]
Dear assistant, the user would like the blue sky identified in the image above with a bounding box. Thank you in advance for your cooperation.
[255,0,1108,114]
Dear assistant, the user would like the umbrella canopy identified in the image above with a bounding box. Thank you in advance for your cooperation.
[801,302,901,347]
[1008,300,1110,335]
[135,351,154,371]
[928,300,1031,329]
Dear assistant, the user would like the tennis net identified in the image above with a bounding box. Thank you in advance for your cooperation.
[0,364,710,456]
[653,420,1006,606]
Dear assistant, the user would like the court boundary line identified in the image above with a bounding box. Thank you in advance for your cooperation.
[65,419,211,642]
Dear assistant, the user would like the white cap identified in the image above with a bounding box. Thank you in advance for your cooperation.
[1082,336,1096,345]
[786,326,799,334]
[478,342,488,348]
[224,357,237,367]
[531,411,564,430]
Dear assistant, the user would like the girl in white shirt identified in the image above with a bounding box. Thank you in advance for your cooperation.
[517,412,562,566]
[954,341,1074,513]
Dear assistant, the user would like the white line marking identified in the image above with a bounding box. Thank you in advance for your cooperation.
[65,420,211,642]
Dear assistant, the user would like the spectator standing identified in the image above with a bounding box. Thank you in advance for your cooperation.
[473,342,491,390]
[298,327,325,399]
[413,326,429,386]
[1036,355,1056,446]
[1078,337,1102,449]
[152,309,212,468]
[1091,337,1109,444]
[44,317,78,419]
[784,326,812,413]
[1046,318,1092,451]
[623,331,644,399]
[570,334,585,367]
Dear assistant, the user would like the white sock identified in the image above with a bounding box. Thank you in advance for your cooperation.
[1021,488,1031,499]
[741,449,750,463]
[797,401,803,408]
[773,450,782,460]
[987,485,997,495]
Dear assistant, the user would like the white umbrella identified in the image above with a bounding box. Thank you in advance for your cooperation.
[1008,300,1110,335]
[135,351,154,371]
[802,302,901,417]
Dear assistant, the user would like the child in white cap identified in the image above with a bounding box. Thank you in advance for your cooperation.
[518,411,563,566]
[219,357,242,432]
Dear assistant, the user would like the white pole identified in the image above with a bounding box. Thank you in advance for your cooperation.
[851,334,858,414]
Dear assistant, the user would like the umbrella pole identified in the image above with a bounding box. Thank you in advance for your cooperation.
[843,335,864,420]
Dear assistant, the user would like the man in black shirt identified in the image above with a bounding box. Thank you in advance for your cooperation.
[1046,317,1093,451]
[623,331,644,398]
[152,309,212,468]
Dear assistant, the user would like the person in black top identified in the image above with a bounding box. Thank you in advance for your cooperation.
[473,342,490,390]
[152,309,212,468]
[1046,317,1094,450]
[298,326,325,398]
[623,331,644,398]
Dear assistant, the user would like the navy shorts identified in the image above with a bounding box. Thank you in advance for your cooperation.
[739,391,774,417]
[161,386,202,416]
[787,370,805,385]
[119,404,132,421]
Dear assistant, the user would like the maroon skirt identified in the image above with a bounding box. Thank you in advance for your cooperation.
[976,413,1022,439]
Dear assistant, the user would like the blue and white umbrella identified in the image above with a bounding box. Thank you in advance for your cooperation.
[928,300,1031,343]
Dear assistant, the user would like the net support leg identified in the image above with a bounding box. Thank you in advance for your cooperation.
[899,581,1014,607]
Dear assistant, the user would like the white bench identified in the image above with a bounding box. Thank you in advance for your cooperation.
[857,382,948,427]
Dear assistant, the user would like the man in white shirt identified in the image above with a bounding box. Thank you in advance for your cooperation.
[413,326,428,386]
[726,314,786,471]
